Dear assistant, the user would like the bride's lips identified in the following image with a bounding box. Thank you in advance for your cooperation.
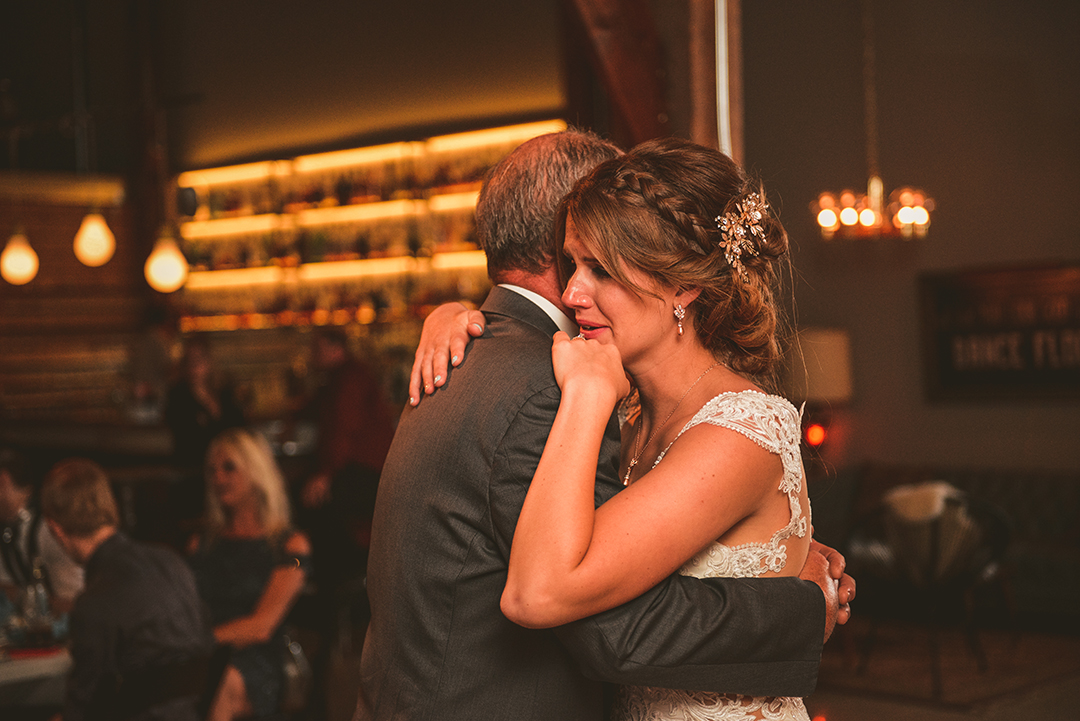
[575,322,606,339]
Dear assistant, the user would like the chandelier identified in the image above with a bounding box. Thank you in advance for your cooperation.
[812,1,933,240]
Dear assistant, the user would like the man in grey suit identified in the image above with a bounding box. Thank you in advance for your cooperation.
[356,130,845,720]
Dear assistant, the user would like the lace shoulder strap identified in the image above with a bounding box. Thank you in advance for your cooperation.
[652,391,809,578]
[654,390,802,466]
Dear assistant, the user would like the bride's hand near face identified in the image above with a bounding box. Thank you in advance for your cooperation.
[550,331,630,407]
[502,331,630,628]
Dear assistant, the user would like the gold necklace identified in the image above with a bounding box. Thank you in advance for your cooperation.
[623,361,721,485]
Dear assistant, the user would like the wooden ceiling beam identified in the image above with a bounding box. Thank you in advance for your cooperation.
[567,0,669,144]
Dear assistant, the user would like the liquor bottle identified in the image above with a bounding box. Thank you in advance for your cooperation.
[21,561,53,644]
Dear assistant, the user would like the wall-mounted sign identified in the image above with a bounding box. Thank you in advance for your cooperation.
[919,264,1080,401]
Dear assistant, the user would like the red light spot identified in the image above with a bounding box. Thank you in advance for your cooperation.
[812,716,827,721]
[805,423,827,447]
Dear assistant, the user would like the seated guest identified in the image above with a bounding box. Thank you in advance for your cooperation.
[0,446,83,618]
[188,428,311,721]
[41,458,212,721]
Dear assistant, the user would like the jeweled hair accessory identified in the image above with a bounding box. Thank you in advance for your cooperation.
[716,192,768,283]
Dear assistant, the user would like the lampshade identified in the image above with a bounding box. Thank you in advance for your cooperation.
[1,232,40,285]
[144,230,188,293]
[784,328,854,404]
[73,212,116,266]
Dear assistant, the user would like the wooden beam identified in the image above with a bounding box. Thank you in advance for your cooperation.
[568,0,669,145]
[688,0,719,149]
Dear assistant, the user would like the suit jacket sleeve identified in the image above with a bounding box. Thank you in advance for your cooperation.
[489,385,825,699]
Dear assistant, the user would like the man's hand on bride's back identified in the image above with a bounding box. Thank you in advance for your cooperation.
[799,549,839,643]
[810,538,855,628]
[799,538,856,643]
[409,302,486,405]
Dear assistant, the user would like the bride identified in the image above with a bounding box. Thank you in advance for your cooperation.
[423,137,815,721]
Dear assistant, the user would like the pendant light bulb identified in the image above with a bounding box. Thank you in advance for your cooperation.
[144,229,188,293]
[74,212,116,267]
[1,231,40,285]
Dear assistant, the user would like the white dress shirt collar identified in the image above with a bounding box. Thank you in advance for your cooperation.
[498,284,578,337]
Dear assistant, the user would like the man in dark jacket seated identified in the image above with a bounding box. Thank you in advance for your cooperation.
[41,458,213,721]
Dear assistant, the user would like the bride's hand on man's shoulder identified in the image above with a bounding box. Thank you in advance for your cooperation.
[409,302,486,405]
[551,331,630,404]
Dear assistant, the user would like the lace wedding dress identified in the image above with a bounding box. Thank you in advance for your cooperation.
[612,390,811,721]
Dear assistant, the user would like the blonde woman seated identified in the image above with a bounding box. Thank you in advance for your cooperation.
[188,428,311,721]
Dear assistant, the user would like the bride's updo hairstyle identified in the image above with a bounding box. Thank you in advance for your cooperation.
[555,136,789,378]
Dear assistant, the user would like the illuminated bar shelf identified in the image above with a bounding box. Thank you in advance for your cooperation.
[184,250,486,291]
[172,120,562,332]
[178,186,484,243]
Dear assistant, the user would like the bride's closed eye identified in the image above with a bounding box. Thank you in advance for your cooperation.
[566,254,611,280]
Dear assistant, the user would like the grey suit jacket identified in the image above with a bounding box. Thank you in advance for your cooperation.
[356,286,824,721]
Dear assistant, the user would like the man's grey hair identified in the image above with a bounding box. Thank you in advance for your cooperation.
[475,129,621,280]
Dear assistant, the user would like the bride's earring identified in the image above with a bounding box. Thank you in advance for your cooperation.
[674,304,685,336]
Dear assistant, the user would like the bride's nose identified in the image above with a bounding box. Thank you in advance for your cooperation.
[562,272,591,309]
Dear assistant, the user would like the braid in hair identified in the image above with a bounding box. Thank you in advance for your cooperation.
[606,167,716,257]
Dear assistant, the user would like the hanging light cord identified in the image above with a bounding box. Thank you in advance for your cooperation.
[861,0,879,181]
